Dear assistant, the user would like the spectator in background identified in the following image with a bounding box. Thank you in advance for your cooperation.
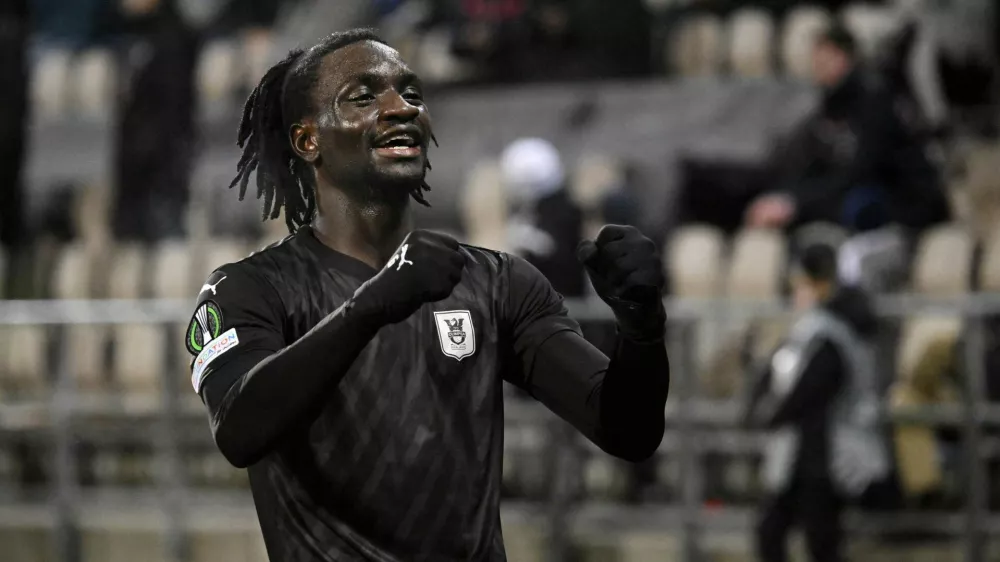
[744,243,890,562]
[0,0,29,296]
[747,25,949,234]
[111,0,199,242]
[500,138,586,299]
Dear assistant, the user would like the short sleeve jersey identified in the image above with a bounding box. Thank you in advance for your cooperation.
[184,226,583,562]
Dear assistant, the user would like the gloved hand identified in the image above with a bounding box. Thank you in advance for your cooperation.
[577,225,666,341]
[352,230,466,324]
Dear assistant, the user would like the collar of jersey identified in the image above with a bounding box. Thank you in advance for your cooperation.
[297,226,379,279]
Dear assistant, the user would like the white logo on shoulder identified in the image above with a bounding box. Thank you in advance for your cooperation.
[386,244,414,271]
[200,275,227,296]
[433,310,475,361]
[191,328,239,392]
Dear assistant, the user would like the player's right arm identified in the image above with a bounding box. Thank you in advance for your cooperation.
[189,231,464,469]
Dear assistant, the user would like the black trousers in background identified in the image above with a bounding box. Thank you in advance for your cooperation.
[756,475,844,562]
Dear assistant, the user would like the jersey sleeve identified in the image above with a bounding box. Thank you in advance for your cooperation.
[502,253,590,385]
[184,262,285,404]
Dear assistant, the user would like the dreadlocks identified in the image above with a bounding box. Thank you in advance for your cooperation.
[229,28,433,234]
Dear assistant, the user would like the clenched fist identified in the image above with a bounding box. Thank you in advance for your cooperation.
[353,230,466,324]
[578,225,666,341]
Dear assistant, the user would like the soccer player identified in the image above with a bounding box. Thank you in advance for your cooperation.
[184,28,669,561]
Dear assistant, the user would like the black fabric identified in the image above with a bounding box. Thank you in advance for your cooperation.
[757,474,844,562]
[0,0,28,248]
[187,226,668,561]
[111,6,199,242]
[523,189,586,298]
[765,340,845,480]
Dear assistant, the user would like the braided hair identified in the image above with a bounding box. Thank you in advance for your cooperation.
[229,28,432,234]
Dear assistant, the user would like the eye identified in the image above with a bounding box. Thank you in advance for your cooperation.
[349,90,375,104]
[402,88,423,104]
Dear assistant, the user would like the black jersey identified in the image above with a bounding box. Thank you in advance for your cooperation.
[184,226,668,561]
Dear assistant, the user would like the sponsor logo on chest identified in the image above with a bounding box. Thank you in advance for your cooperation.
[433,310,476,361]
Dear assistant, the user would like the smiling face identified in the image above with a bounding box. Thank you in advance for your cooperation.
[290,41,432,203]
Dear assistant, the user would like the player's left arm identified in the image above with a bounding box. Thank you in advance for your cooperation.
[504,226,669,462]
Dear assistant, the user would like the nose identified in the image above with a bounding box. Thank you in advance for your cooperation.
[379,91,420,122]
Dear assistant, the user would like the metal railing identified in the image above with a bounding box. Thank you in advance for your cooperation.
[1,294,999,561]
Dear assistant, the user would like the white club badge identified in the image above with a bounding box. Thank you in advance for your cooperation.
[433,310,476,361]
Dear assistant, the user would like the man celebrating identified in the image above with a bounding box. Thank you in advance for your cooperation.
[184,28,669,561]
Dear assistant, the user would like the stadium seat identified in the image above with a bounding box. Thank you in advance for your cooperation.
[979,228,1000,291]
[108,245,147,299]
[197,40,238,104]
[196,240,250,283]
[910,224,973,296]
[52,244,94,299]
[32,48,72,119]
[726,228,786,299]
[670,15,725,77]
[75,48,116,118]
[891,316,961,497]
[459,160,508,252]
[150,242,196,299]
[955,143,1000,239]
[667,224,726,298]
[112,323,166,400]
[728,9,775,78]
[781,7,831,80]
[0,326,48,398]
[840,3,902,59]
[74,185,112,247]
[571,154,624,211]
[68,323,110,392]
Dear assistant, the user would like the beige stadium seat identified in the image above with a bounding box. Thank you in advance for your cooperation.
[112,324,166,401]
[572,154,624,211]
[840,3,901,59]
[910,224,973,296]
[726,228,786,299]
[32,48,72,119]
[460,160,508,251]
[195,239,250,283]
[728,9,775,78]
[956,143,1000,239]
[781,7,831,79]
[150,242,196,299]
[979,229,1000,291]
[668,225,725,298]
[896,316,961,387]
[74,48,116,118]
[198,40,238,104]
[51,244,93,299]
[670,14,725,77]
[0,326,48,397]
[108,244,147,299]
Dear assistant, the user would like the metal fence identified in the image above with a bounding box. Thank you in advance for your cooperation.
[1,294,999,562]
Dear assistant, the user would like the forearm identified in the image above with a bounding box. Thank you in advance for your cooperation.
[209,299,383,468]
[595,335,670,461]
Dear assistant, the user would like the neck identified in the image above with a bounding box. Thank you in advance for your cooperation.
[312,185,413,270]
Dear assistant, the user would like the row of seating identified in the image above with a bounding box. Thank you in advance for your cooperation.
[0,221,992,399]
[28,2,901,121]
[670,3,902,79]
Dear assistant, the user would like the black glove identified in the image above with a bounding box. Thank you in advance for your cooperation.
[352,230,466,324]
[578,225,666,342]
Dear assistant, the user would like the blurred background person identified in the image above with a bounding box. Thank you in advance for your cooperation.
[0,0,29,296]
[110,0,199,242]
[745,243,890,562]
[500,137,586,300]
[746,24,950,235]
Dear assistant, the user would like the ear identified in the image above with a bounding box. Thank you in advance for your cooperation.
[290,123,319,163]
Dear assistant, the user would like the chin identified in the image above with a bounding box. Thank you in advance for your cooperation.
[372,159,427,186]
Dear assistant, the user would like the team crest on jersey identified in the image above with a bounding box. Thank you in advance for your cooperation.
[186,301,224,356]
[433,310,476,361]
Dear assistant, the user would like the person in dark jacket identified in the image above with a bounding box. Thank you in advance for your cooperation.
[745,243,890,562]
[500,137,586,298]
[747,25,949,233]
